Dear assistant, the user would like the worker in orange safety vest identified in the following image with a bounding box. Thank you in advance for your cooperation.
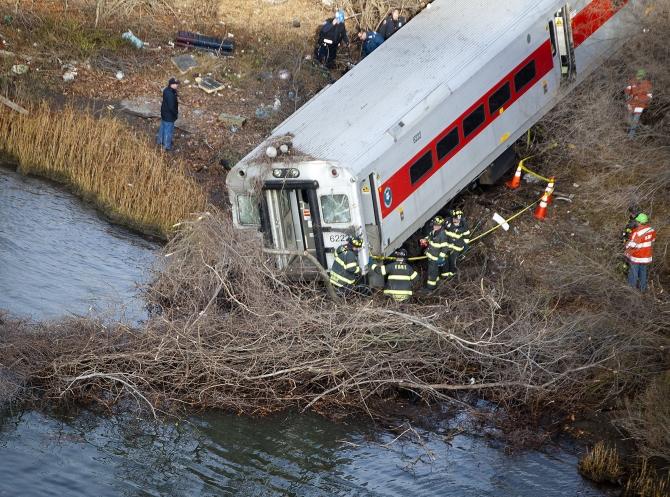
[624,69,653,138]
[625,213,656,292]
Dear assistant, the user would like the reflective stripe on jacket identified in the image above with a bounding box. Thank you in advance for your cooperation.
[329,245,361,287]
[443,221,470,253]
[425,228,449,261]
[626,224,656,264]
[625,79,653,111]
[371,260,418,300]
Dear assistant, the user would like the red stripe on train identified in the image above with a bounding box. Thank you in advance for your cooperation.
[379,39,554,218]
[572,0,629,48]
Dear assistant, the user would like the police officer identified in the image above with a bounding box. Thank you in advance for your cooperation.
[441,210,470,279]
[315,10,349,69]
[357,29,384,58]
[371,248,418,302]
[379,8,406,40]
[329,235,365,296]
[420,216,449,290]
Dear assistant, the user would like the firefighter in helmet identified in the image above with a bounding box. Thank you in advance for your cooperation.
[441,209,470,279]
[329,235,366,296]
[371,248,418,302]
[420,215,449,290]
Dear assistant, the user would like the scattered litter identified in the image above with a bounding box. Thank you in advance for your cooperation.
[492,212,510,231]
[175,31,234,55]
[272,98,282,111]
[107,105,115,110]
[279,144,289,154]
[277,69,291,81]
[168,41,175,48]
[121,30,145,49]
[572,183,580,187]
[287,90,299,102]
[230,126,239,133]
[523,174,541,184]
[183,79,190,84]
[292,18,301,28]
[62,70,77,82]
[115,70,124,80]
[171,54,198,74]
[218,112,247,128]
[195,76,225,94]
[266,146,278,158]
[304,54,312,60]
[255,106,271,119]
[11,64,28,75]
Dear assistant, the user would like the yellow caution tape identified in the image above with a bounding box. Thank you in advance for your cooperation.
[371,199,540,262]
[519,164,553,183]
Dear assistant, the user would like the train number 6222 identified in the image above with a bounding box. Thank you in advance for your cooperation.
[328,233,349,243]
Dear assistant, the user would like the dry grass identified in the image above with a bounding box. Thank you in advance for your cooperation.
[624,459,670,497]
[579,441,624,484]
[0,103,206,237]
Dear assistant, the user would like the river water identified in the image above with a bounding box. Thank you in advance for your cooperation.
[0,167,607,497]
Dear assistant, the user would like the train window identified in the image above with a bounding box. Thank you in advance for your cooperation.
[409,151,434,184]
[514,60,537,92]
[548,20,557,56]
[488,82,511,115]
[463,104,485,137]
[237,195,261,225]
[321,194,351,224]
[436,128,459,161]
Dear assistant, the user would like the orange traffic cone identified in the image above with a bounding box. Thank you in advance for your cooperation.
[544,177,555,205]
[506,164,522,189]
[534,191,550,220]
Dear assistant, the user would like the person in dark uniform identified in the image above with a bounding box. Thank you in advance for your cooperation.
[621,205,641,242]
[441,210,470,279]
[420,216,448,290]
[315,10,349,69]
[329,235,368,297]
[379,8,406,40]
[371,248,418,302]
[357,29,384,58]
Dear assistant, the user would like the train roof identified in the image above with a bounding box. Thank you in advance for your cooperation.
[238,0,557,172]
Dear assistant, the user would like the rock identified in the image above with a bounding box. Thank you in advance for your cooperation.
[218,112,247,127]
[11,64,28,75]
[292,18,301,28]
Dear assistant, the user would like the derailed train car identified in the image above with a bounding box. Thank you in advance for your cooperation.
[226,0,635,275]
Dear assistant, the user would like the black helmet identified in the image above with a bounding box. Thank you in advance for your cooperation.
[348,235,364,248]
[393,248,408,260]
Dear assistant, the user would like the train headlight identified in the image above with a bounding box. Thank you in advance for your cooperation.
[287,168,300,178]
[272,168,287,178]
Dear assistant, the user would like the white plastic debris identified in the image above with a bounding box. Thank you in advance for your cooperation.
[272,98,281,111]
[492,212,510,231]
[279,144,289,154]
[115,70,124,80]
[62,70,77,82]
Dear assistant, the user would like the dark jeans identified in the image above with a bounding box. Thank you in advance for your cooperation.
[628,263,649,291]
[156,120,175,150]
[628,111,642,138]
[316,44,338,68]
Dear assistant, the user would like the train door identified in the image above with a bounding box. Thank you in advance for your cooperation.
[549,5,576,82]
[262,181,327,271]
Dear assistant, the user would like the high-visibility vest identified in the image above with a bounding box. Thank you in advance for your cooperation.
[625,79,653,112]
[371,260,418,301]
[626,224,656,264]
[329,245,361,288]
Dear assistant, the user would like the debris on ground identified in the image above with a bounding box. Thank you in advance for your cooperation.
[218,112,247,128]
[171,54,198,74]
[277,69,291,81]
[62,63,77,82]
[175,31,235,55]
[11,64,28,75]
[119,97,197,133]
[0,95,28,115]
[255,106,271,119]
[196,76,225,94]
[121,30,145,49]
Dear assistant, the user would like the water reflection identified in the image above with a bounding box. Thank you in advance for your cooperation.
[0,410,606,497]
[0,166,157,322]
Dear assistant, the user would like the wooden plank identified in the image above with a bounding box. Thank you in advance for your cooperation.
[0,96,28,115]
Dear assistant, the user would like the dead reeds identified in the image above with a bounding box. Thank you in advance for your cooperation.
[579,441,624,484]
[0,103,206,237]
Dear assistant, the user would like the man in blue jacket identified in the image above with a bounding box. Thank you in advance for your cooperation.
[357,30,384,58]
[157,78,179,151]
[315,10,349,69]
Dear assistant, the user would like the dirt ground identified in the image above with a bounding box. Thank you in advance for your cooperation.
[0,0,363,204]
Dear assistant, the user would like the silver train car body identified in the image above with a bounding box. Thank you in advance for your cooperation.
[226,0,635,273]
